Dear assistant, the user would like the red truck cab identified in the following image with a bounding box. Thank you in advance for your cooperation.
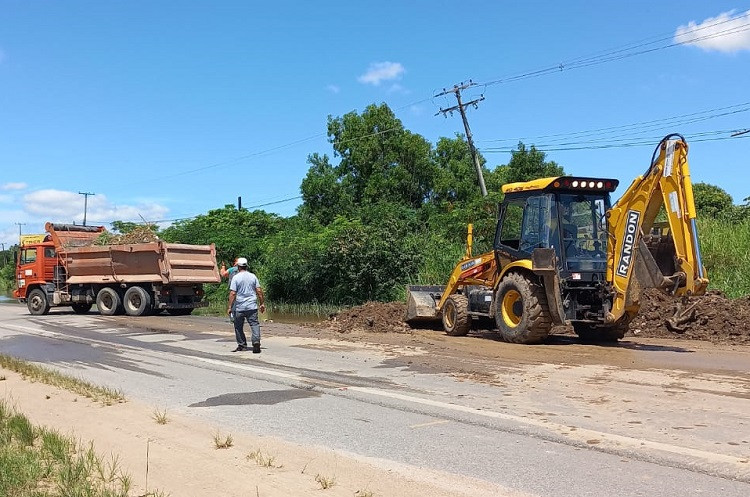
[13,237,59,314]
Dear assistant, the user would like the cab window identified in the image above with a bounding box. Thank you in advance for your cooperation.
[44,247,56,258]
[21,248,37,264]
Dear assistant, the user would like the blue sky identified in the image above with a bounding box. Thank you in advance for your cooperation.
[2,1,749,247]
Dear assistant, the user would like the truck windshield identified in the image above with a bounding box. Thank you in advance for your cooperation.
[556,193,609,272]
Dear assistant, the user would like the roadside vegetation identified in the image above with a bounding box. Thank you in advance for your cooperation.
[0,354,125,405]
[0,399,133,497]
[2,104,747,308]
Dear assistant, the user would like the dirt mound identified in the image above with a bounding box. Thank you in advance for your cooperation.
[324,302,411,333]
[325,291,750,344]
[94,226,160,245]
[630,289,750,344]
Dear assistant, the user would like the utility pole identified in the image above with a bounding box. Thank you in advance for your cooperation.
[435,81,488,197]
[15,222,26,243]
[79,191,95,226]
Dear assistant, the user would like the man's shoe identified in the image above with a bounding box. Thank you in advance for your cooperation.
[231,345,246,352]
[252,343,261,354]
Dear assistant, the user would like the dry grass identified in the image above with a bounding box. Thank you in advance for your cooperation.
[315,473,336,490]
[151,407,169,425]
[247,448,282,468]
[355,490,374,497]
[213,431,233,449]
[0,354,125,405]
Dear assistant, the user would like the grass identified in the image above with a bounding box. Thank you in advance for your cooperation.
[246,448,282,468]
[355,490,374,497]
[0,353,125,405]
[698,217,750,298]
[212,431,233,449]
[151,407,169,425]
[267,301,342,318]
[314,473,336,490]
[0,399,133,497]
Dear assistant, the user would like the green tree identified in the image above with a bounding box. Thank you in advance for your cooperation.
[693,182,734,218]
[160,205,283,268]
[495,142,564,184]
[300,103,435,223]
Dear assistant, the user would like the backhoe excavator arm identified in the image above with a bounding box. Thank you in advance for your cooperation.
[605,134,709,324]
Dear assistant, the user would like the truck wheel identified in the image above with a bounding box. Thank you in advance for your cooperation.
[495,273,551,344]
[124,286,151,316]
[27,289,51,316]
[442,294,470,336]
[96,287,123,316]
[71,303,93,314]
[573,321,627,342]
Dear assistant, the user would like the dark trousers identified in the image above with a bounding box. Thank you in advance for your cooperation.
[234,309,261,346]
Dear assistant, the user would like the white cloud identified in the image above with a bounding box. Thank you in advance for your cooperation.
[326,84,340,94]
[674,9,750,53]
[22,189,169,226]
[1,182,28,191]
[357,61,405,86]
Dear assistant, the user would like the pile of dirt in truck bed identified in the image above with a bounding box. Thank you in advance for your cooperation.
[94,226,160,245]
[324,302,412,334]
[630,289,750,344]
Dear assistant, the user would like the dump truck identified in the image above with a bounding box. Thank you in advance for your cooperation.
[406,134,708,343]
[13,223,221,316]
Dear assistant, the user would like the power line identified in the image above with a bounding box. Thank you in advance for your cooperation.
[478,11,750,87]
[479,129,750,154]
[477,102,750,146]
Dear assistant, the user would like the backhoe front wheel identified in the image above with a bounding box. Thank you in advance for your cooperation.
[495,273,552,344]
[442,294,470,336]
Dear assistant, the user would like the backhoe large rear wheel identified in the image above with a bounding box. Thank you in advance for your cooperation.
[442,294,470,336]
[573,321,628,343]
[495,273,552,344]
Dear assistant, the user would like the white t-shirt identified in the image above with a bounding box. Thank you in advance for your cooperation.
[230,270,260,311]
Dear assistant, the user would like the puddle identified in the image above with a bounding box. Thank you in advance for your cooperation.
[189,388,321,407]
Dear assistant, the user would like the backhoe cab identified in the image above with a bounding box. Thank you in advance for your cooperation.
[406,134,708,344]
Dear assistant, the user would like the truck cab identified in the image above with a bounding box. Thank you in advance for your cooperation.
[13,238,59,314]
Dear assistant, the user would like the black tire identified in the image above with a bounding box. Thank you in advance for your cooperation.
[71,303,93,314]
[27,289,50,316]
[123,286,151,316]
[96,287,123,316]
[573,321,628,343]
[167,308,193,316]
[495,273,552,344]
[442,294,471,336]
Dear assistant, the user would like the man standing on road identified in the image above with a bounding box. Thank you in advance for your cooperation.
[227,257,266,353]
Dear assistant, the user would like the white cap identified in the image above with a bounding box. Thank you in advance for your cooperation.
[236,257,248,267]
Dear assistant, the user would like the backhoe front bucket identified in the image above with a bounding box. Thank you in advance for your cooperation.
[405,285,445,323]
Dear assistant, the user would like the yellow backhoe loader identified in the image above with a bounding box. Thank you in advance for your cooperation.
[406,134,708,343]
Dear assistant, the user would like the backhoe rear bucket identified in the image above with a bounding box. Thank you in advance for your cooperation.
[405,285,445,323]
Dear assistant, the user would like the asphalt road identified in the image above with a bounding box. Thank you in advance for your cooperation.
[1,303,749,497]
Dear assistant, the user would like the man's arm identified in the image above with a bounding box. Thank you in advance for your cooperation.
[227,290,236,315]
